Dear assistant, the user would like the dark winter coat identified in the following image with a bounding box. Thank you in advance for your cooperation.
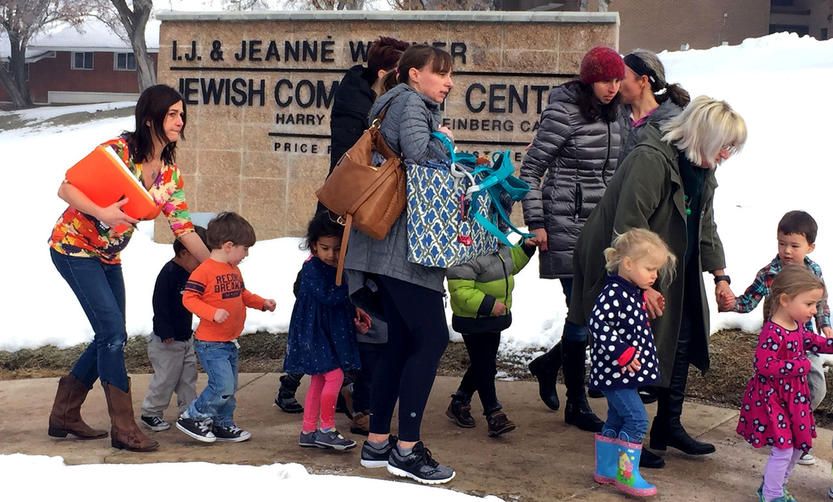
[283,257,361,375]
[152,260,193,342]
[588,274,661,391]
[343,83,450,293]
[329,64,375,173]
[520,81,622,279]
[617,99,683,165]
[566,125,726,387]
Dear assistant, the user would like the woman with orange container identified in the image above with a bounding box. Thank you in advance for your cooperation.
[46,84,209,452]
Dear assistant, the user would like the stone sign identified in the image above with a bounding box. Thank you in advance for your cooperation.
[155,10,619,240]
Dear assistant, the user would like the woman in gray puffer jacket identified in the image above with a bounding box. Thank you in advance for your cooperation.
[522,46,623,433]
[343,45,456,485]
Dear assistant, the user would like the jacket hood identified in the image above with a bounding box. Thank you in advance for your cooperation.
[337,64,374,99]
[646,99,683,128]
[547,80,581,106]
[369,83,439,119]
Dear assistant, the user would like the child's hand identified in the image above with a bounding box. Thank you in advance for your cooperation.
[716,287,736,312]
[492,301,507,316]
[354,308,372,334]
[263,299,277,312]
[624,356,642,374]
[213,309,230,323]
[823,326,833,339]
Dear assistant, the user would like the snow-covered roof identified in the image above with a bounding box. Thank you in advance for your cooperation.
[0,18,159,60]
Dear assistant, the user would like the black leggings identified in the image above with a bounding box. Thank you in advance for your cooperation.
[369,275,449,441]
[458,332,502,415]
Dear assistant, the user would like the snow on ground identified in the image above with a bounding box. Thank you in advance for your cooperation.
[0,454,500,501]
[5,33,833,357]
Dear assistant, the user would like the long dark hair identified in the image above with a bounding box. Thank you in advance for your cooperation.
[574,81,620,123]
[125,84,186,165]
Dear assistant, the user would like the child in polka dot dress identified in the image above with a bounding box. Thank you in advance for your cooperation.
[736,265,833,502]
[589,228,676,498]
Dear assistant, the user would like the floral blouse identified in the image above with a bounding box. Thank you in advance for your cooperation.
[49,137,194,264]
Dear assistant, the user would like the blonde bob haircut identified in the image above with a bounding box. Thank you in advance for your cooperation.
[603,228,677,288]
[661,95,747,167]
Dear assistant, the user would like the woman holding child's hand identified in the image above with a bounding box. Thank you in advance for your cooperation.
[568,96,747,468]
[47,85,209,453]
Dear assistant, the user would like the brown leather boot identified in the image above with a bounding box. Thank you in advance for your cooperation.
[350,411,370,436]
[48,374,108,440]
[103,380,159,452]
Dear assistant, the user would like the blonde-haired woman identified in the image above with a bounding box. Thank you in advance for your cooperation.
[568,95,746,469]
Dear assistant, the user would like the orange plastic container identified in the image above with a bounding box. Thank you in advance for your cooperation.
[65,145,161,224]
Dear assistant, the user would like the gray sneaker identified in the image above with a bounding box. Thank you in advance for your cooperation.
[387,441,455,485]
[140,415,171,432]
[314,429,357,451]
[299,431,322,448]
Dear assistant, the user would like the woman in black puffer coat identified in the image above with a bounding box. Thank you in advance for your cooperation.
[521,46,623,433]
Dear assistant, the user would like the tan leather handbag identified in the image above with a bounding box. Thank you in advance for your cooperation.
[316,105,405,285]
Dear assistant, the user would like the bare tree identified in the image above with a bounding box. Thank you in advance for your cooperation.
[284,0,366,9]
[96,0,155,92]
[0,0,89,107]
[388,0,493,10]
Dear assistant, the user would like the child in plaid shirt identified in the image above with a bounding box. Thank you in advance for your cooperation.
[722,210,830,467]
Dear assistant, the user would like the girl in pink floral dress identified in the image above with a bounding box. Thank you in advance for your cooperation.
[737,265,833,502]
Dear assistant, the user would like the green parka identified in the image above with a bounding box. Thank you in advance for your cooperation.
[566,125,726,387]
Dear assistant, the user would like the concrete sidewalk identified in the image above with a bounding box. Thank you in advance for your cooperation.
[1,374,831,501]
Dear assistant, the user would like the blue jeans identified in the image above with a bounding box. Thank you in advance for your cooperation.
[50,248,129,392]
[560,278,589,343]
[602,387,649,443]
[188,340,238,427]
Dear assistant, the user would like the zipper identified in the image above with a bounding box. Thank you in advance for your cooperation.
[498,251,509,310]
[601,121,611,185]
[573,183,583,222]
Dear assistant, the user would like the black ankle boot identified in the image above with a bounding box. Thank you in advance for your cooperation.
[275,373,303,413]
[639,447,666,469]
[562,339,603,433]
[666,420,715,455]
[446,391,475,428]
[528,343,561,411]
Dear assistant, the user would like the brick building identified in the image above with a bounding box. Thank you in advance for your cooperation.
[499,0,833,52]
[0,19,159,105]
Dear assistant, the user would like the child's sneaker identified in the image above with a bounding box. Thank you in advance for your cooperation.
[314,429,356,451]
[140,415,171,432]
[176,416,216,443]
[299,431,322,448]
[797,450,816,465]
[212,424,252,442]
[360,435,397,468]
[387,441,456,485]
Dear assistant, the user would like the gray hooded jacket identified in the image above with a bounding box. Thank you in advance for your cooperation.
[520,81,622,279]
[617,99,683,164]
[343,83,450,293]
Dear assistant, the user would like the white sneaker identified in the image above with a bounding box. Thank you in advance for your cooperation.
[798,451,816,466]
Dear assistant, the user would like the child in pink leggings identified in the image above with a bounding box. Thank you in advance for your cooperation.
[283,212,370,451]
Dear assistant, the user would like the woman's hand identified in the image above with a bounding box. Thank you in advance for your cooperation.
[96,199,139,229]
[715,282,736,312]
[644,288,665,319]
[529,228,548,251]
[437,126,454,142]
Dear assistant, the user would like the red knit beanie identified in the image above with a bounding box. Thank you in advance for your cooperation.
[579,46,625,84]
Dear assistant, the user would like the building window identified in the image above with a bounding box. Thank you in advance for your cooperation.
[114,52,136,71]
[822,28,829,40]
[72,52,94,70]
[769,24,810,36]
